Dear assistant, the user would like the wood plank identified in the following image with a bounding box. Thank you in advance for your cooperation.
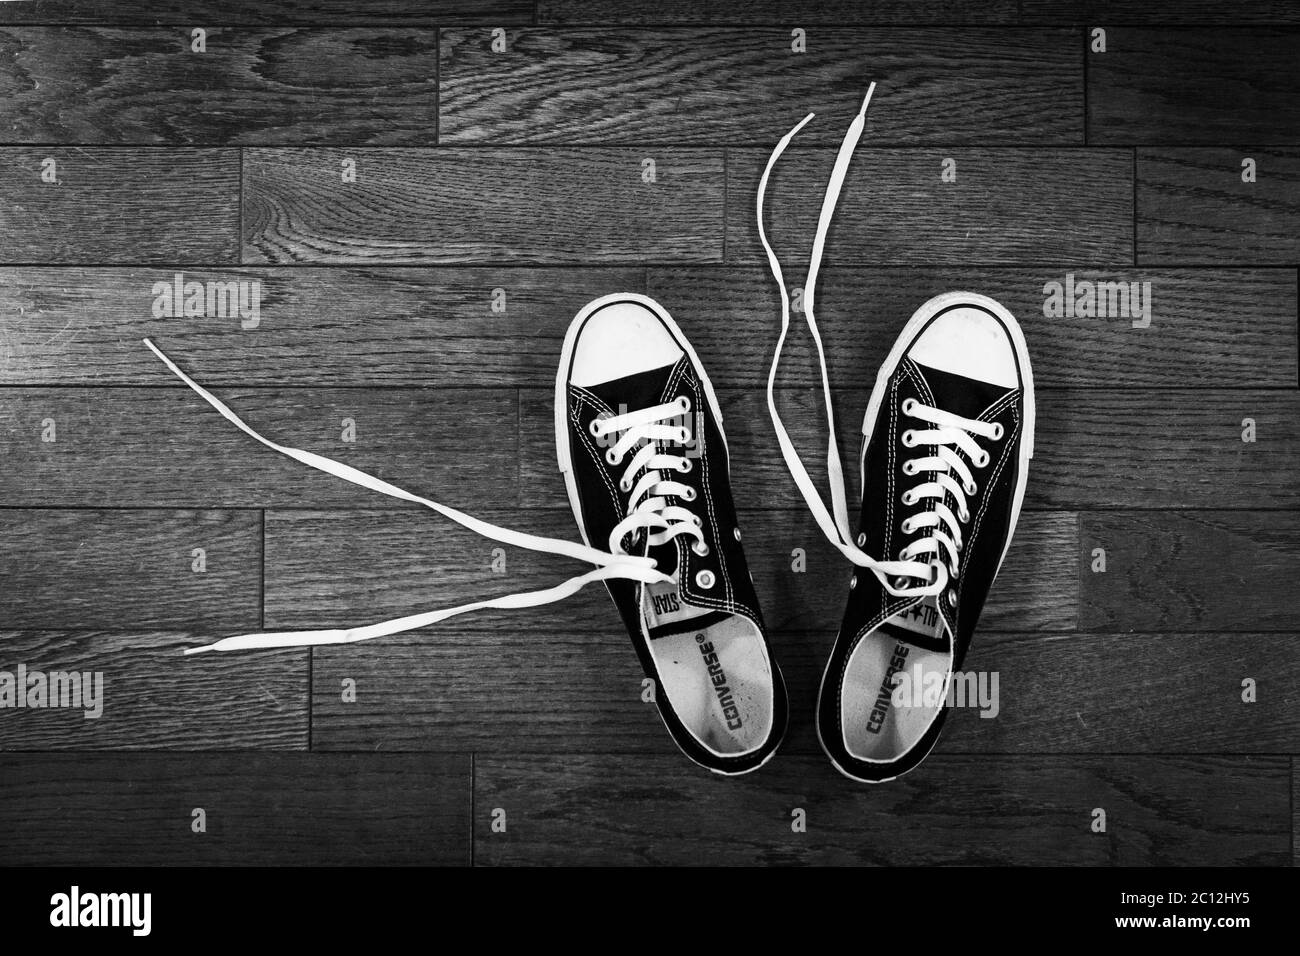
[0,149,238,263]
[1089,29,1300,145]
[0,753,470,865]
[1137,148,1300,265]
[264,508,1075,634]
[1080,512,1300,632]
[647,266,1298,388]
[474,754,1290,865]
[0,632,306,750]
[539,1,1020,25]
[1023,0,1300,23]
[953,632,1300,753]
[7,265,1288,389]
[243,148,724,264]
[727,149,1132,265]
[0,387,518,508]
[0,29,438,145]
[312,627,1296,755]
[0,509,260,629]
[521,386,1300,510]
[0,1,530,24]
[0,267,644,386]
[440,28,1082,145]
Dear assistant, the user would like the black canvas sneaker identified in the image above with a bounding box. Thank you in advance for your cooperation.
[819,292,1033,782]
[555,293,788,776]
[757,87,1035,782]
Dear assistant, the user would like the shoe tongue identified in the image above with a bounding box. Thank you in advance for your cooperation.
[876,595,949,653]
[580,360,680,412]
[910,360,1015,422]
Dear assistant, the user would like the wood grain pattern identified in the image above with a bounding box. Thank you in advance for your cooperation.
[0,387,518,508]
[7,265,1285,388]
[952,632,1300,753]
[0,29,438,145]
[539,1,1020,25]
[0,149,238,263]
[1137,149,1300,264]
[1090,29,1300,144]
[728,149,1132,265]
[440,28,1081,145]
[0,1,530,25]
[243,148,725,264]
[647,266,1298,388]
[263,508,1075,633]
[1023,0,1300,23]
[0,631,306,750]
[310,627,1296,756]
[520,387,1300,510]
[0,509,260,629]
[474,754,1290,865]
[0,266,644,386]
[0,752,470,865]
[1081,512,1300,632]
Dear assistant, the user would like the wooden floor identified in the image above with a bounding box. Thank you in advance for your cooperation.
[1,1,1297,866]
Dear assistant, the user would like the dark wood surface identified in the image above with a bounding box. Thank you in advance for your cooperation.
[440,28,1082,145]
[0,753,469,865]
[0,28,440,145]
[0,1,1295,868]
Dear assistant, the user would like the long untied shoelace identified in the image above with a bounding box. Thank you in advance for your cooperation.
[143,341,702,654]
[759,83,998,600]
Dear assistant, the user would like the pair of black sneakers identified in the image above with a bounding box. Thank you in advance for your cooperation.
[153,89,1032,783]
[556,287,1033,782]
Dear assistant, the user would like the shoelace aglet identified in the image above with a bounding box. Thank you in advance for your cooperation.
[858,83,876,117]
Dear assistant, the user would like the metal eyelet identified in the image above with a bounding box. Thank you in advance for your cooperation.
[902,398,917,415]
[901,430,916,447]
[678,459,693,474]
[678,396,692,413]
[619,477,632,493]
[693,515,703,527]
[900,519,913,534]
[946,588,958,607]
[605,449,620,466]
[974,451,990,468]
[892,576,909,590]
[693,542,710,557]
[901,490,915,505]
[849,575,858,589]
[990,422,1004,440]
[589,419,603,437]
[855,532,866,547]
[678,428,692,443]
[695,569,716,589]
[682,487,697,502]
[965,480,978,496]
[902,461,916,475]
[733,528,741,541]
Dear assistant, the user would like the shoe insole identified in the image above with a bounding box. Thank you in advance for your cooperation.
[841,598,952,763]
[647,612,774,757]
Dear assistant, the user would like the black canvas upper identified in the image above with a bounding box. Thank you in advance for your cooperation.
[563,341,786,775]
[820,345,1026,781]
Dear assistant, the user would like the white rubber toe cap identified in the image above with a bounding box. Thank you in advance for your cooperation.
[570,300,684,388]
[907,305,1020,389]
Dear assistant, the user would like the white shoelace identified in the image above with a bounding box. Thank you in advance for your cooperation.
[758,84,996,599]
[143,339,690,654]
[592,398,708,557]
